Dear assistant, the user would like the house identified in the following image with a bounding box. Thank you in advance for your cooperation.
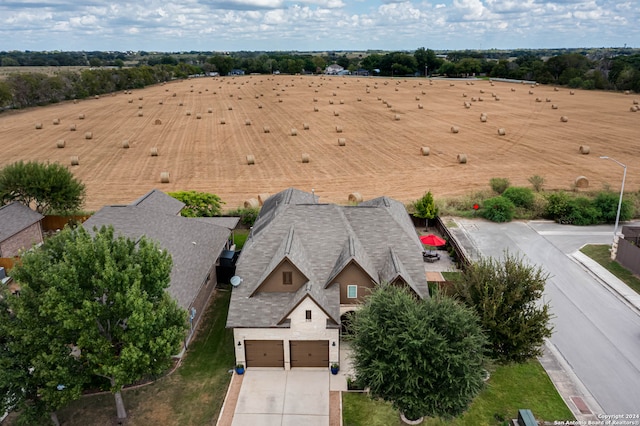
[615,225,640,276]
[0,202,44,258]
[325,64,344,75]
[83,189,238,346]
[226,188,428,369]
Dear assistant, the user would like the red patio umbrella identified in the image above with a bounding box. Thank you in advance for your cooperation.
[419,234,446,247]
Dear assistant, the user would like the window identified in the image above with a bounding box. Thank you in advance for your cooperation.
[347,285,357,299]
[283,271,293,285]
[305,310,312,321]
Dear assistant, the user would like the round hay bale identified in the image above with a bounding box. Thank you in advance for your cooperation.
[633,99,639,105]
[336,125,343,133]
[150,147,158,156]
[464,102,471,108]
[73,99,77,104]
[394,114,400,121]
[301,153,310,163]
[208,108,213,113]
[278,99,283,103]
[552,104,558,109]
[85,132,93,140]
[546,98,551,102]
[334,111,340,116]
[462,93,467,97]
[94,95,100,99]
[536,97,542,102]
[575,176,589,188]
[421,146,430,156]
[245,119,251,125]
[122,140,130,149]
[56,140,65,148]
[457,154,467,164]
[560,116,569,122]
[314,106,319,112]
[186,110,192,116]
[570,90,575,95]
[451,126,459,134]
[418,103,424,109]
[160,172,170,183]
[154,119,162,125]
[340,100,344,104]
[138,96,143,100]
[579,145,590,154]
[158,100,163,105]
[263,126,270,133]
[244,198,259,208]
[51,118,60,125]
[631,105,639,112]
[257,193,271,205]
[228,106,233,110]
[258,103,263,109]
[303,123,310,130]
[78,113,85,119]
[179,102,184,106]
[137,111,143,117]
[511,88,516,92]
[138,104,143,109]
[220,118,226,124]
[495,96,501,101]
[348,192,363,203]
[35,122,43,129]
[480,115,487,122]
[478,97,484,102]
[554,87,559,91]
[313,97,318,102]
[415,96,420,100]
[479,89,485,94]
[338,138,346,146]
[246,155,255,165]
[497,128,506,136]
[128,98,133,103]
[529,90,534,95]
[69,124,77,131]
[625,90,631,95]
[196,113,202,119]
[329,99,334,105]
[70,156,79,166]
[172,93,177,97]
[290,128,298,136]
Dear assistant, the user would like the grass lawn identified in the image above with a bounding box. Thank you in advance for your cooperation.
[580,244,640,295]
[343,360,574,426]
[47,289,235,426]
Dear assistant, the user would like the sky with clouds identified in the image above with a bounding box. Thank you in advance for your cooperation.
[1,0,638,52]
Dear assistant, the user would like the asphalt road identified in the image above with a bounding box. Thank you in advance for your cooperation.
[455,219,640,415]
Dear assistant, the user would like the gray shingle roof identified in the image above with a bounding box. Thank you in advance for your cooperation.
[0,202,44,243]
[227,189,428,329]
[130,189,185,216]
[83,204,231,310]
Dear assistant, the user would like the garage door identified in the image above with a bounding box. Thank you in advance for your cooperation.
[290,340,329,367]
[245,340,284,367]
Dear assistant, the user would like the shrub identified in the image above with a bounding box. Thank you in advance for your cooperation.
[489,177,511,194]
[566,197,600,225]
[544,191,572,221]
[502,187,535,209]
[528,175,545,192]
[227,207,260,226]
[481,196,515,223]
[592,192,634,223]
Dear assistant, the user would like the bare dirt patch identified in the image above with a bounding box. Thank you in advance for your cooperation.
[1,76,637,210]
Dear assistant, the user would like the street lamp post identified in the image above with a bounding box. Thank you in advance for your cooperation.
[599,156,627,249]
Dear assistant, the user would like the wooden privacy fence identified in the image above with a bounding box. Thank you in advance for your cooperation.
[0,257,17,272]
[433,216,471,268]
[42,215,91,231]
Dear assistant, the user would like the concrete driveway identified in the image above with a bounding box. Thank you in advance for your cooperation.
[232,369,329,426]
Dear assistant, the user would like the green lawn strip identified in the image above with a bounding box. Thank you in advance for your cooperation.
[441,271,461,281]
[343,360,573,426]
[232,229,249,249]
[53,290,234,426]
[580,244,640,295]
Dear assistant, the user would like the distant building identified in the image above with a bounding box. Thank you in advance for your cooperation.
[230,69,245,76]
[325,64,344,75]
[0,202,44,258]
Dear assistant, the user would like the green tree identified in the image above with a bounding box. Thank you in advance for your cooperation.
[351,284,488,420]
[168,190,224,217]
[10,226,188,420]
[592,191,633,223]
[0,161,86,213]
[413,191,438,220]
[454,252,553,363]
[502,186,535,209]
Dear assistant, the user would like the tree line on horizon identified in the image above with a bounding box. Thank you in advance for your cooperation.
[1,48,639,109]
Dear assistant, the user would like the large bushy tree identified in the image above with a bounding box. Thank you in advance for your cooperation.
[454,252,553,363]
[413,191,438,222]
[168,190,224,217]
[351,284,488,420]
[6,226,188,421]
[0,160,85,213]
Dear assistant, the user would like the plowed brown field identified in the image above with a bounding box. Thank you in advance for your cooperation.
[1,75,638,211]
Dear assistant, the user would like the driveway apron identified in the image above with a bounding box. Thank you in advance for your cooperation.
[232,369,329,426]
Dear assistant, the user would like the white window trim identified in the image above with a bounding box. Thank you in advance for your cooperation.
[347,285,358,299]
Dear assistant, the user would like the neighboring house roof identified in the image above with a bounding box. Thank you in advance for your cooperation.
[83,203,231,310]
[130,189,185,216]
[0,202,44,243]
[227,189,428,329]
[326,64,344,73]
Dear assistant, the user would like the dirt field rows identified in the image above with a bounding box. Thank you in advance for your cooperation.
[1,75,638,211]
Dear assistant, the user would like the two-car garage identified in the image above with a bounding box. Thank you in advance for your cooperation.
[244,340,329,368]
